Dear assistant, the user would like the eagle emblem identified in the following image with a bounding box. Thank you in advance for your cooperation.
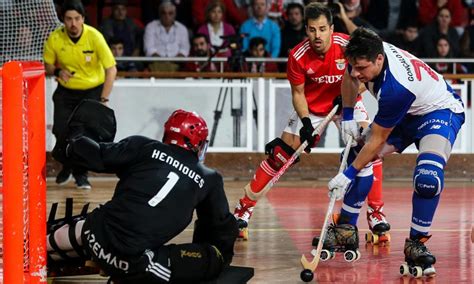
[335,58,346,70]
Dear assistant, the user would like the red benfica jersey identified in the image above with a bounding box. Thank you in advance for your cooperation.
[287,33,350,116]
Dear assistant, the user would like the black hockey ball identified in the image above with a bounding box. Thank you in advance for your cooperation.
[300,269,314,282]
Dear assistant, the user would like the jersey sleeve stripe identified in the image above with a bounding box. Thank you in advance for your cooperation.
[293,41,310,59]
[333,38,348,47]
[333,35,348,43]
[295,45,311,61]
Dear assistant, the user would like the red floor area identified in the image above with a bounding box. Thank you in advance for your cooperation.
[266,184,473,283]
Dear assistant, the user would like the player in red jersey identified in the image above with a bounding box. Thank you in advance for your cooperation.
[233,2,389,242]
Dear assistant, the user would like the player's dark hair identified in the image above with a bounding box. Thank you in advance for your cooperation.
[304,2,332,26]
[345,27,383,62]
[61,0,85,18]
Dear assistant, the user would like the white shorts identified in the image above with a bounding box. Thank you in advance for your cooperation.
[283,100,370,136]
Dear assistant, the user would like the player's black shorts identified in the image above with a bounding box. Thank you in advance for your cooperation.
[82,209,171,283]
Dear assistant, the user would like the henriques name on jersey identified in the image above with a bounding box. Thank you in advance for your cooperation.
[151,149,205,188]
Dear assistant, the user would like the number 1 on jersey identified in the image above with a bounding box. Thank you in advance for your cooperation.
[148,171,180,207]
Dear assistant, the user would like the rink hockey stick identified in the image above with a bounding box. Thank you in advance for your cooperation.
[300,137,353,272]
[258,105,339,197]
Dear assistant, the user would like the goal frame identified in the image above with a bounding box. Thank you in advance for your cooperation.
[1,61,47,283]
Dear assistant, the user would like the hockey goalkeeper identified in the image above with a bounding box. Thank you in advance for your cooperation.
[49,105,238,283]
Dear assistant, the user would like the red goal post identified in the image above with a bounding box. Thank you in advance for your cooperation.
[1,61,47,283]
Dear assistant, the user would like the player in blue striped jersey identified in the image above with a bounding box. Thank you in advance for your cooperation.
[328,27,464,277]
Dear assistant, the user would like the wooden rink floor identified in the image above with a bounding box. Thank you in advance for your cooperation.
[47,178,474,284]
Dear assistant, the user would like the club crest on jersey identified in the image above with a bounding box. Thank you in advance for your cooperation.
[335,59,346,70]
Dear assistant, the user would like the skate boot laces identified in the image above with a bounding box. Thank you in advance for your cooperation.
[234,199,255,224]
[368,206,387,225]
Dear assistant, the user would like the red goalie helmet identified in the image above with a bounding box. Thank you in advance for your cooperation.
[163,110,209,158]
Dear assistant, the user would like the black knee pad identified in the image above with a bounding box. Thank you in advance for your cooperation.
[265,138,299,169]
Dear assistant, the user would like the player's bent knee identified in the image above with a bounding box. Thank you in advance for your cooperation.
[265,138,298,169]
[413,153,445,199]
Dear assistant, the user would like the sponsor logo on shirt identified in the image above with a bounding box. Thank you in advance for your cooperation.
[310,75,343,84]
[84,230,130,271]
[335,58,346,70]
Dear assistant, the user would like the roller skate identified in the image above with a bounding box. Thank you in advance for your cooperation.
[400,235,436,278]
[311,217,361,262]
[233,196,256,241]
[365,201,391,245]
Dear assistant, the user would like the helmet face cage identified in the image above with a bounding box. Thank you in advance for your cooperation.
[163,110,209,158]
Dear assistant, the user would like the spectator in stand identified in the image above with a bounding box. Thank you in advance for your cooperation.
[396,0,418,31]
[430,35,467,75]
[361,0,389,31]
[240,0,281,58]
[109,37,139,72]
[244,37,278,73]
[460,9,474,72]
[197,1,236,57]
[387,21,420,56]
[142,0,194,29]
[279,3,306,58]
[183,34,219,72]
[332,0,376,34]
[193,0,247,28]
[267,0,304,26]
[100,0,143,57]
[418,0,468,32]
[418,7,460,58]
[144,1,189,71]
[360,0,394,38]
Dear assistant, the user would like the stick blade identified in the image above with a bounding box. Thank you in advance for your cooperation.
[300,254,319,272]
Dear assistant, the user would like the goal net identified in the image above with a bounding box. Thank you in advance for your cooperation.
[0,0,61,65]
[0,61,47,284]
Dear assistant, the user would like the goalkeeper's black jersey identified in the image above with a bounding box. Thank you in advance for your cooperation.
[77,135,231,255]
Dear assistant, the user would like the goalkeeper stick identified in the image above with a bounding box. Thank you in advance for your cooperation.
[300,136,352,273]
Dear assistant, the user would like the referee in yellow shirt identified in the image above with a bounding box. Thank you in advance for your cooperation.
[44,0,117,190]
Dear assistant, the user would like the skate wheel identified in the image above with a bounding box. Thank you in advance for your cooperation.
[423,266,436,277]
[300,269,314,282]
[343,250,357,262]
[365,231,372,243]
[355,250,361,261]
[399,262,409,276]
[372,234,379,245]
[320,249,331,261]
[410,266,423,278]
[377,233,391,244]
[385,233,391,243]
[373,244,379,255]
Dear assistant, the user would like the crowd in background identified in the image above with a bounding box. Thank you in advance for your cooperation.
[53,0,474,74]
